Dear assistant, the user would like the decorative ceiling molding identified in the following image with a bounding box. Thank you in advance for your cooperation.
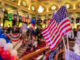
[76,2,80,8]
[49,4,58,11]
[1,0,80,15]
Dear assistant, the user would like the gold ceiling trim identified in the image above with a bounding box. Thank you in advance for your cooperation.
[0,0,80,15]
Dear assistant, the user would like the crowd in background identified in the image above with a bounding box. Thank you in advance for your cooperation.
[2,23,43,51]
[1,22,80,60]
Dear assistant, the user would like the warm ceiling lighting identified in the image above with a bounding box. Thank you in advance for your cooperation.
[11,0,15,1]
[28,6,31,10]
[31,6,35,11]
[22,1,26,6]
[47,8,49,12]
[1,23,3,27]
[38,6,44,13]
[18,0,21,6]
[66,4,70,9]
[78,4,80,8]
[51,5,56,10]
[73,4,76,10]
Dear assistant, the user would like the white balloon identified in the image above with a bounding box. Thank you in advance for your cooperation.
[0,38,6,47]
[10,50,17,56]
[4,43,13,50]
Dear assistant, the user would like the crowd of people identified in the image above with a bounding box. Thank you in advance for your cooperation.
[1,22,80,60]
[2,23,43,51]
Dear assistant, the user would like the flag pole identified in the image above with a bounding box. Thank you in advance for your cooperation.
[62,37,66,51]
[62,37,67,60]
[67,32,69,50]
[66,32,69,60]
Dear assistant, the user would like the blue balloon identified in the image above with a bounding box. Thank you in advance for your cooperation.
[0,56,3,60]
[31,19,35,25]
[0,35,4,38]
[0,34,12,43]
[0,34,8,40]
[6,39,12,43]
[0,29,3,35]
[2,34,9,40]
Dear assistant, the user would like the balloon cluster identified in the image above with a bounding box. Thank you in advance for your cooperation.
[0,29,18,60]
[31,19,35,27]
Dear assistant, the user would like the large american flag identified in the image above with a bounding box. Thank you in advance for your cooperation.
[41,6,72,50]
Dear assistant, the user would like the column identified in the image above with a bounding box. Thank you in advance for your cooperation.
[73,13,77,29]
[17,9,20,26]
[1,2,5,28]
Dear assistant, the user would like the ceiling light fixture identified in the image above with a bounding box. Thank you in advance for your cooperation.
[38,5,44,13]
[51,5,56,10]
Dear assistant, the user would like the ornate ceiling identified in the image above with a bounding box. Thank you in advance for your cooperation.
[0,0,80,15]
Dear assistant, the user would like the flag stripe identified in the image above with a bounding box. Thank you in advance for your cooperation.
[43,23,57,39]
[41,20,55,34]
[43,18,70,42]
[48,24,71,46]
[43,22,57,37]
[50,27,72,50]
[42,18,70,36]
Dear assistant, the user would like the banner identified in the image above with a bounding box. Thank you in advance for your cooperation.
[7,33,21,42]
[66,50,80,60]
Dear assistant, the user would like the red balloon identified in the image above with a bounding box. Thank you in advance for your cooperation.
[10,56,18,60]
[0,47,3,55]
[1,50,11,59]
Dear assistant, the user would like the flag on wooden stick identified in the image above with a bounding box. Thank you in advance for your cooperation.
[41,5,72,50]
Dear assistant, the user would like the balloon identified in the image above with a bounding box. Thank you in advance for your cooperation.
[0,35,4,38]
[1,50,11,59]
[0,56,3,60]
[31,19,35,25]
[10,50,17,56]
[0,47,3,55]
[10,56,18,60]
[3,34,8,40]
[4,43,13,50]
[1,34,9,40]
[6,39,12,43]
[0,34,12,43]
[0,38,6,47]
[0,29,3,35]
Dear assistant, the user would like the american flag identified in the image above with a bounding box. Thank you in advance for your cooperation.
[41,5,72,50]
